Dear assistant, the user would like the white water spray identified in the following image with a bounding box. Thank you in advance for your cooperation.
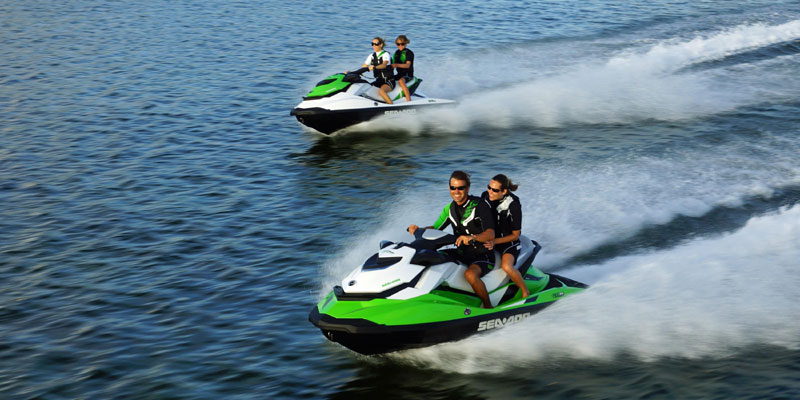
[316,19,800,369]
[393,205,800,372]
[354,20,800,133]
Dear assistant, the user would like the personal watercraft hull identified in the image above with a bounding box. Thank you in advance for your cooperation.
[309,230,587,355]
[290,102,448,135]
[291,73,455,134]
[309,273,588,355]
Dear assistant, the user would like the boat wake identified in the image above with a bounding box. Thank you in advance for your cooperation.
[319,111,800,367]
[355,20,800,133]
[389,205,800,373]
[316,17,800,371]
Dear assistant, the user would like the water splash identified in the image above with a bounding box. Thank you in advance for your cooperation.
[320,130,800,284]
[356,20,800,133]
[392,205,800,372]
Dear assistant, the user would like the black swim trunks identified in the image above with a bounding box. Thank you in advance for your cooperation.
[452,250,494,277]
[494,241,521,262]
[372,77,395,90]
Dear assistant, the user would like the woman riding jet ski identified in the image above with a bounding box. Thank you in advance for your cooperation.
[290,39,455,134]
[308,228,588,355]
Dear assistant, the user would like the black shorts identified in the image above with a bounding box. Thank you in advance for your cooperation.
[495,241,521,262]
[395,73,413,82]
[452,250,494,277]
[372,78,394,90]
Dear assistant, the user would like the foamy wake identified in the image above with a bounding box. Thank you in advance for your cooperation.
[390,205,800,372]
[351,20,800,133]
[319,130,800,285]
[519,136,800,268]
[316,20,800,369]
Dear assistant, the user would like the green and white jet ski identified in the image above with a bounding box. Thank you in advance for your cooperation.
[309,228,588,355]
[290,68,456,134]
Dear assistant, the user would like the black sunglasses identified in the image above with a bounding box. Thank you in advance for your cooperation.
[487,185,502,193]
[371,42,381,46]
[396,42,405,46]
[450,185,467,191]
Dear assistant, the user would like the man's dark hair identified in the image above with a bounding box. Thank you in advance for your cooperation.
[450,170,471,187]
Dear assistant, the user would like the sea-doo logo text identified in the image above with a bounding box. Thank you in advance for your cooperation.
[477,313,531,332]
[384,109,417,116]
[382,278,400,287]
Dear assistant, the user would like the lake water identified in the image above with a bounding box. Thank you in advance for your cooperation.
[2,1,800,398]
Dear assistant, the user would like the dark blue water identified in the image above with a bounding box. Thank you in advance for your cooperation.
[2,1,800,398]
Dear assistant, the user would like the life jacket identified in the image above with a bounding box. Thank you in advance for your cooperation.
[445,196,491,254]
[393,49,414,77]
[371,51,393,80]
[493,193,519,238]
[448,197,487,234]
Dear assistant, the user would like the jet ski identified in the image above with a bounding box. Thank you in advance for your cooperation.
[290,68,456,134]
[309,228,588,355]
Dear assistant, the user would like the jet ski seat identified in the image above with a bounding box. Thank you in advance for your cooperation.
[441,237,536,294]
[357,77,422,103]
[481,238,535,292]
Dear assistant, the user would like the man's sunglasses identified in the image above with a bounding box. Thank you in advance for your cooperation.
[450,185,467,191]
[396,42,406,46]
[487,185,502,193]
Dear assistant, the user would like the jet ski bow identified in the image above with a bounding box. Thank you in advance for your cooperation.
[309,229,588,355]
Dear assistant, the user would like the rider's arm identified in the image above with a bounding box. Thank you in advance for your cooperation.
[393,50,413,69]
[408,224,435,235]
[486,197,522,246]
[456,228,494,247]
[431,204,450,230]
[375,55,390,69]
[457,200,495,246]
[491,230,520,245]
[361,53,374,70]
[410,204,450,235]
[472,228,495,243]
[498,198,522,243]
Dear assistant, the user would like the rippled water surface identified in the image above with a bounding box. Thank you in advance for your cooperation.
[2,1,800,398]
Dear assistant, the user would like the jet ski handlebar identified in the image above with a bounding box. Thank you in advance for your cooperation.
[347,67,369,76]
[342,67,369,83]
[409,228,456,251]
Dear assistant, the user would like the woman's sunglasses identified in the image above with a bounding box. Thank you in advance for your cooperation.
[487,185,503,193]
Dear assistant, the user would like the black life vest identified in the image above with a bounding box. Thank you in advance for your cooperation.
[393,49,414,78]
[371,51,394,81]
[447,196,492,255]
[493,192,520,238]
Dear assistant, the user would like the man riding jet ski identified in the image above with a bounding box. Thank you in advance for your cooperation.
[289,59,455,134]
[308,228,588,355]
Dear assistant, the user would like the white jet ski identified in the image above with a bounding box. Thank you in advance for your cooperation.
[290,68,456,134]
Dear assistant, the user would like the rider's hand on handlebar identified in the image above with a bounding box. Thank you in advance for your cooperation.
[455,235,473,247]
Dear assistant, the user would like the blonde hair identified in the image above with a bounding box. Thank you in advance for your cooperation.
[395,35,410,45]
